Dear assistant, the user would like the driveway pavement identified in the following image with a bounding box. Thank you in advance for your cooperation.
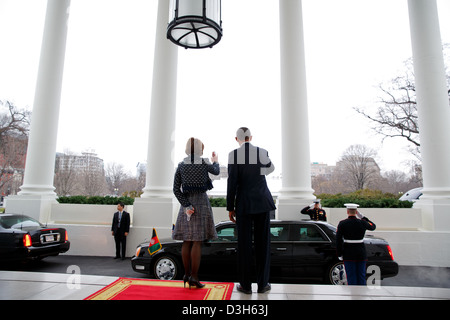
[1,255,449,288]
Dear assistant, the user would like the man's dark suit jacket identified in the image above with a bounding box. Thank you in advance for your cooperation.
[226,142,276,215]
[111,211,130,235]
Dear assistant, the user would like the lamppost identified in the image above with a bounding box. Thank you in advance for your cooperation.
[167,0,222,49]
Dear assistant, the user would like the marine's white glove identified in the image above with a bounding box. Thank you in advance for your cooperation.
[356,211,364,219]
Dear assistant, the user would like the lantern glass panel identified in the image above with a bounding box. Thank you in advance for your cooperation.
[168,0,176,21]
[206,0,221,24]
[178,0,203,17]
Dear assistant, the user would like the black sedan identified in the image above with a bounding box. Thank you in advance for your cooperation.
[131,220,398,285]
[0,214,70,262]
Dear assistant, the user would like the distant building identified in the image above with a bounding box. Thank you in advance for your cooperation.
[136,161,146,178]
[310,162,335,179]
[55,150,104,174]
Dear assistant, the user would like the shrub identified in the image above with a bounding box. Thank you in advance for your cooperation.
[317,189,413,208]
[209,197,227,207]
[57,195,134,206]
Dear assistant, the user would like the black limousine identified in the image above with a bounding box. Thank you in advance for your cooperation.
[0,214,70,262]
[131,220,398,285]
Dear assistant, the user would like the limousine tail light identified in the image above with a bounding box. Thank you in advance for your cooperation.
[23,234,32,247]
[65,230,68,242]
[387,245,394,260]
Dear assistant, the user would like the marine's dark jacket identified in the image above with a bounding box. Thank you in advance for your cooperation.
[336,216,376,261]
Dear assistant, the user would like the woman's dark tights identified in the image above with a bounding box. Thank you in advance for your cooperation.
[181,241,202,280]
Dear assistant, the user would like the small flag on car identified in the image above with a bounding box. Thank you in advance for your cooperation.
[148,228,162,255]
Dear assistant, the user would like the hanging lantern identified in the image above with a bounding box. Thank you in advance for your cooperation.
[167,0,222,49]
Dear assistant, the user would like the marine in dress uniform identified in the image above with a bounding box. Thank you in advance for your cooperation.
[336,203,376,285]
[300,199,327,221]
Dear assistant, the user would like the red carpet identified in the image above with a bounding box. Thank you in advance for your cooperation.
[85,278,234,300]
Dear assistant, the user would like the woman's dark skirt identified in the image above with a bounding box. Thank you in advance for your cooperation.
[172,192,218,241]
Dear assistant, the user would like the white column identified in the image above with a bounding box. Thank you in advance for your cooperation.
[19,0,70,196]
[277,0,315,220]
[6,0,70,222]
[141,0,178,199]
[408,0,450,231]
[132,0,178,237]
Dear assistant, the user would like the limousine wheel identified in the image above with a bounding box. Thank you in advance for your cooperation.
[153,255,180,280]
[327,261,347,285]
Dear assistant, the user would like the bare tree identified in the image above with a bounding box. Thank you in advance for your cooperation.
[337,145,380,192]
[0,100,31,194]
[312,173,349,195]
[354,62,420,149]
[105,162,128,195]
[354,44,449,159]
[379,170,421,195]
[0,100,31,138]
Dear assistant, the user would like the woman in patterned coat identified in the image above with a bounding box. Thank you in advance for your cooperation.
[172,137,220,288]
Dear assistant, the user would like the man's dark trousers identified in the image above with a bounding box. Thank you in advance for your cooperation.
[114,231,127,259]
[236,210,271,290]
[112,210,130,259]
[344,261,367,285]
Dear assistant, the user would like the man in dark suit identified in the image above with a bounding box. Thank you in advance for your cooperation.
[111,202,130,260]
[227,127,276,294]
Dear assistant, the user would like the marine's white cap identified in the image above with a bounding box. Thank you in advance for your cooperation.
[313,199,321,203]
[344,203,359,209]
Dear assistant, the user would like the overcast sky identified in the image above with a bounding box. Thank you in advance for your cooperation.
[1,0,449,180]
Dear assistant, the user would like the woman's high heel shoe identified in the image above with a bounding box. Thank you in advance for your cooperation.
[183,275,189,288]
[188,277,205,289]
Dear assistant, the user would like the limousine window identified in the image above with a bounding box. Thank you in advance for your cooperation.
[212,224,291,242]
[295,225,327,242]
[270,225,289,241]
[214,226,237,242]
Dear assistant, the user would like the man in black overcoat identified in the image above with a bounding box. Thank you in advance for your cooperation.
[227,127,276,294]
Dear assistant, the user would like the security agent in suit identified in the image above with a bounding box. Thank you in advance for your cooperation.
[111,202,130,260]
[336,203,376,285]
[227,127,276,294]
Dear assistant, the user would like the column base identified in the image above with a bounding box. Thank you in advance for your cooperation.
[413,197,450,231]
[278,186,315,199]
[132,197,178,239]
[140,186,173,199]
[276,187,315,220]
[420,187,450,200]
[277,198,314,222]
[18,184,57,196]
[5,194,57,223]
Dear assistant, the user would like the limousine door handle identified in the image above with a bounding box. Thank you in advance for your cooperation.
[276,247,287,251]
[226,248,237,252]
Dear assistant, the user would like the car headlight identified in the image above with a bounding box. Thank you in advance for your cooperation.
[135,246,141,257]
